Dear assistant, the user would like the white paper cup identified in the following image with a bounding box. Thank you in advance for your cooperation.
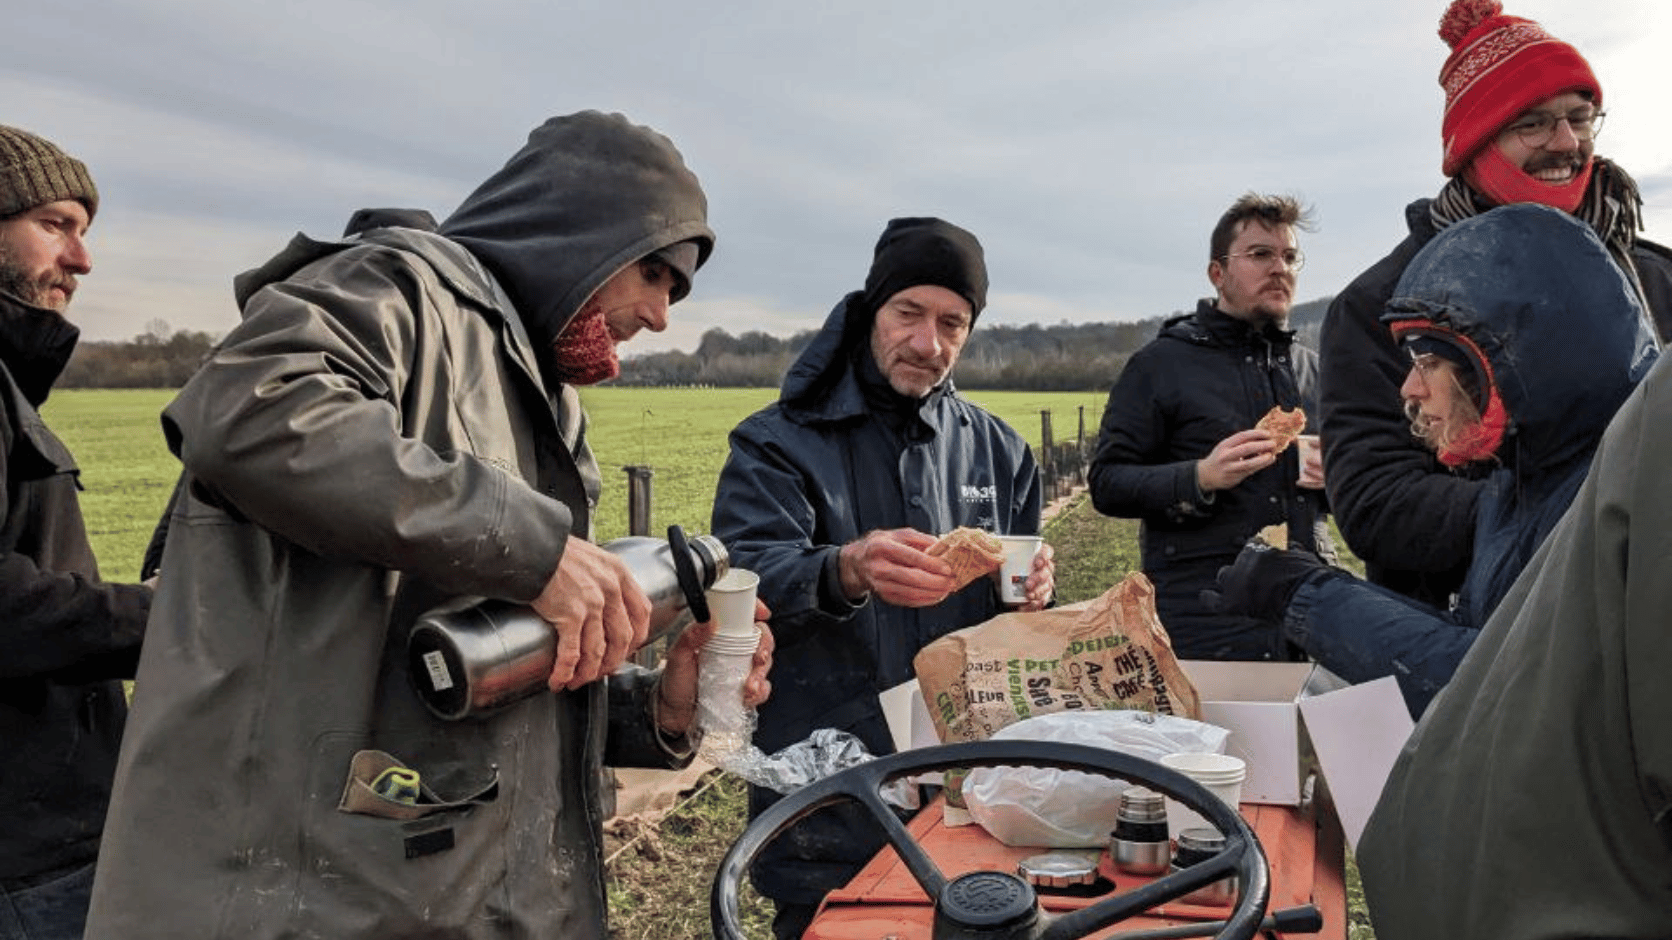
[1295,434,1322,486]
[995,535,1043,605]
[704,568,760,637]
[1160,752,1246,835]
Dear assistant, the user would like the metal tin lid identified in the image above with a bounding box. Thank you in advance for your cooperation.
[1116,785,1167,822]
[1016,852,1099,888]
[1176,827,1226,853]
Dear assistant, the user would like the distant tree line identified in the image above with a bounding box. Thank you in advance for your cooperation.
[56,300,1330,391]
[617,297,1331,390]
[60,319,217,389]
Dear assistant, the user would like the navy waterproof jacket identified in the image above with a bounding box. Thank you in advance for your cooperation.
[1291,205,1659,716]
[712,294,1041,903]
[1320,194,1672,606]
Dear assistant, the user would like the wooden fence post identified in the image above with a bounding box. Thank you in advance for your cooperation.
[1040,410,1057,504]
[622,465,659,669]
[623,465,654,537]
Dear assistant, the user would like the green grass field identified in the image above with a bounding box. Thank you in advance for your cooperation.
[579,385,1110,541]
[40,389,178,583]
[42,386,1114,580]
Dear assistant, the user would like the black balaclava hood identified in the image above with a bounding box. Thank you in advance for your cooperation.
[438,111,715,350]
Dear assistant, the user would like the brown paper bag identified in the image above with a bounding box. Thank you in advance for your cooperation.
[914,572,1199,745]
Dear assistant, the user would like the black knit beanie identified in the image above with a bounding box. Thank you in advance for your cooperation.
[859,217,988,321]
[0,125,98,220]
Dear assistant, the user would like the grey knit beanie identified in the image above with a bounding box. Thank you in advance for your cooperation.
[0,125,98,220]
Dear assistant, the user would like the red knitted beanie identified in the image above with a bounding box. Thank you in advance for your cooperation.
[1437,0,1601,177]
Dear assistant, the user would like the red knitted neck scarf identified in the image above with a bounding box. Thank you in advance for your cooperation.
[546,307,619,386]
[1465,145,1593,214]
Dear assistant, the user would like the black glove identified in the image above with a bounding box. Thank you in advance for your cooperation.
[1200,540,1335,624]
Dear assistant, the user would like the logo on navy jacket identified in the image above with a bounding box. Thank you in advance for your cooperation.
[960,482,998,531]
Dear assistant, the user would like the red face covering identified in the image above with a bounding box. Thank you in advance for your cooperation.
[546,306,620,386]
[1464,144,1593,213]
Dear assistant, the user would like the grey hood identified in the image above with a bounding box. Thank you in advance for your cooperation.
[439,110,715,348]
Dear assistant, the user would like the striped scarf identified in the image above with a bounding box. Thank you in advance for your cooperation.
[1430,157,1653,331]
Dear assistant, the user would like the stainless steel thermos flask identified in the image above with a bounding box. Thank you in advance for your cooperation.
[407,525,728,720]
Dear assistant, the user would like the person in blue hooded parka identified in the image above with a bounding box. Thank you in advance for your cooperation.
[1206,202,1659,718]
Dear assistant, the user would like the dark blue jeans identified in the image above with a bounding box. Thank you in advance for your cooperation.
[0,862,94,940]
[1286,573,1480,719]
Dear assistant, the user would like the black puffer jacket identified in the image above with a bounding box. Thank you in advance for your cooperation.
[0,291,150,883]
[1089,300,1330,660]
[1320,197,1672,606]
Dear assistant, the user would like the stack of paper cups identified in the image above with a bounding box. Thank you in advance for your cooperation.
[1159,752,1247,835]
[696,569,760,757]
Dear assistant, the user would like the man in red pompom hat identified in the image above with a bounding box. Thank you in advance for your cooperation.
[1316,0,1672,612]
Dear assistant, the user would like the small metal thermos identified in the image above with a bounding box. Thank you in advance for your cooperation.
[407,525,727,720]
[1171,827,1237,907]
[1110,786,1171,875]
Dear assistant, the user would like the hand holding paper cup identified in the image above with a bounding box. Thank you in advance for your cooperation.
[696,569,762,755]
[1295,434,1323,489]
[995,535,1044,605]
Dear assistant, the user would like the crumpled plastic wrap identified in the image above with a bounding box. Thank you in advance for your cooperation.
[693,645,914,805]
[701,726,917,810]
[961,709,1230,847]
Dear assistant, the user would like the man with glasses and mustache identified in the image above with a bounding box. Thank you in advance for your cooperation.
[1089,193,1335,662]
[0,124,152,940]
[1320,0,1672,611]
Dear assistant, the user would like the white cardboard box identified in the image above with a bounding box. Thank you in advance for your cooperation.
[1180,659,1411,831]
[892,661,1413,848]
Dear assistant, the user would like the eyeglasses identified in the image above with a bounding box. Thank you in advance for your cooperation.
[1408,352,1446,379]
[1503,107,1606,147]
[1225,246,1305,272]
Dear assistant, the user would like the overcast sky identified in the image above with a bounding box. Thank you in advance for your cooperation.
[6,1,1669,352]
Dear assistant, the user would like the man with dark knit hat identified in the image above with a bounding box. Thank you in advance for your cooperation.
[0,124,152,940]
[83,111,771,940]
[1319,0,1672,609]
[1090,193,1334,661]
[712,216,1054,939]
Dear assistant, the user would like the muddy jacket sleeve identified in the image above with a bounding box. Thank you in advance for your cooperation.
[161,245,570,603]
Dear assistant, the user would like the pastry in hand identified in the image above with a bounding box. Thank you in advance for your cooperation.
[927,527,1006,590]
[1255,405,1307,453]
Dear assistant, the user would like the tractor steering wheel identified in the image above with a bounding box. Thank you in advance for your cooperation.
[712,740,1270,940]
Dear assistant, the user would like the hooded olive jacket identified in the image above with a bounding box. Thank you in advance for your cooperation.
[86,112,714,940]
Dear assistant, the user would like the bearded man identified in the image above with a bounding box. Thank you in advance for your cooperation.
[1318,0,1672,608]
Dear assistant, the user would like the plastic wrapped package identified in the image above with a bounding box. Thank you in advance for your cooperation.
[962,710,1229,847]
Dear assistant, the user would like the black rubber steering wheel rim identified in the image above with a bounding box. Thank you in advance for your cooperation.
[712,740,1269,940]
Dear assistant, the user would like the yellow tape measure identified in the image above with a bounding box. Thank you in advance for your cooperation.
[371,766,421,805]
